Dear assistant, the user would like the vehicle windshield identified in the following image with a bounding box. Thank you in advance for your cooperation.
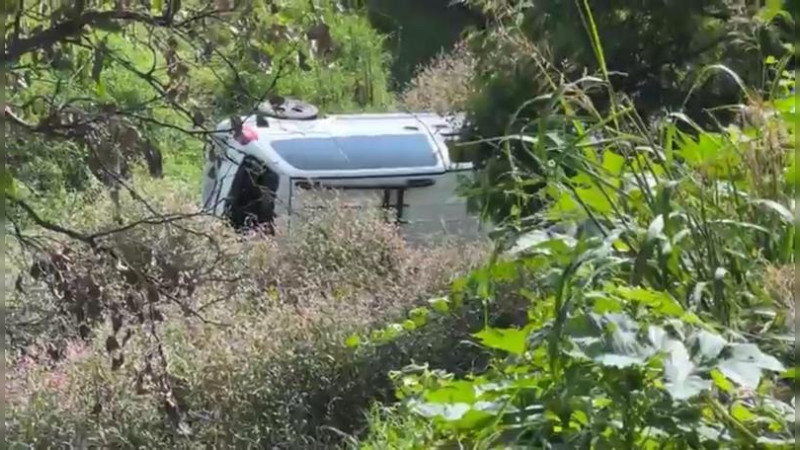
[271,133,439,171]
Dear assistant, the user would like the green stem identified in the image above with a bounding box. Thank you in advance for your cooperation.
[704,393,759,444]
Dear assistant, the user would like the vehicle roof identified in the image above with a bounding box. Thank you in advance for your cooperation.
[212,112,468,179]
[214,111,465,136]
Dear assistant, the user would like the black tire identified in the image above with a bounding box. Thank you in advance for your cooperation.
[257,97,319,120]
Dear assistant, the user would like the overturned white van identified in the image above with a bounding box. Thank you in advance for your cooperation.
[201,99,485,241]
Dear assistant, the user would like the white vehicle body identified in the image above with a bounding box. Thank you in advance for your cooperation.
[201,111,485,241]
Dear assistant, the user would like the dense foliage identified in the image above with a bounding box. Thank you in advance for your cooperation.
[3,0,796,449]
[460,0,794,224]
[4,0,392,204]
[352,3,796,448]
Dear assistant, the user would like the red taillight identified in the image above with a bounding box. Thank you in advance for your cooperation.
[235,125,258,145]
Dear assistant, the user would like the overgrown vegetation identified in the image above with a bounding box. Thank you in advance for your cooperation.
[4,0,796,449]
[352,2,797,448]
[6,186,489,447]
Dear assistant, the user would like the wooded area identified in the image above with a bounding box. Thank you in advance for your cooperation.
[4,0,796,448]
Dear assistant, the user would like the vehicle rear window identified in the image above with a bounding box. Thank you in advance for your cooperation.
[271,134,439,171]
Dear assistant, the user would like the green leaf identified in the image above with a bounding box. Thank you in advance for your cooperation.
[547,189,582,220]
[95,80,107,97]
[428,297,450,314]
[345,334,361,348]
[409,400,470,421]
[592,296,623,313]
[718,344,785,389]
[731,403,757,422]
[473,327,528,356]
[602,150,626,177]
[576,185,614,214]
[649,327,711,400]
[2,170,16,198]
[379,323,404,342]
[402,320,417,331]
[711,368,735,393]
[614,286,684,317]
[408,307,430,327]
[425,380,476,404]
[758,0,785,22]
[690,330,726,362]
[152,0,164,14]
[452,408,495,430]
[594,353,645,368]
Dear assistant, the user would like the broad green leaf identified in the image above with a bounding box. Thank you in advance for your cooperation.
[729,344,785,371]
[473,327,528,356]
[548,190,582,220]
[648,326,711,400]
[425,380,476,404]
[592,296,623,313]
[614,286,684,317]
[451,408,495,431]
[678,132,739,177]
[690,330,726,362]
[152,0,164,14]
[402,320,417,331]
[490,260,518,282]
[718,343,785,389]
[594,353,645,368]
[409,400,470,421]
[576,185,614,214]
[602,150,626,177]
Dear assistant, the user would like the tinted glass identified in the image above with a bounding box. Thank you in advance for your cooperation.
[271,134,438,171]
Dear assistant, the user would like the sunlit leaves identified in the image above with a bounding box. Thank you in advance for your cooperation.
[473,326,529,356]
[678,132,740,179]
[613,286,684,317]
[717,344,785,389]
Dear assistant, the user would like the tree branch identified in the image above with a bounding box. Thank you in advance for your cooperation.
[4,6,235,62]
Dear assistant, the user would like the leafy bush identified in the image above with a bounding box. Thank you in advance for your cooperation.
[5,0,394,202]
[353,14,796,448]
[5,182,490,448]
[456,0,794,224]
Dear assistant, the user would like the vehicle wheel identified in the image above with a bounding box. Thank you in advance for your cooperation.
[257,96,319,120]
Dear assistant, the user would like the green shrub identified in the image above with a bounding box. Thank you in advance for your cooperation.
[353,53,796,450]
